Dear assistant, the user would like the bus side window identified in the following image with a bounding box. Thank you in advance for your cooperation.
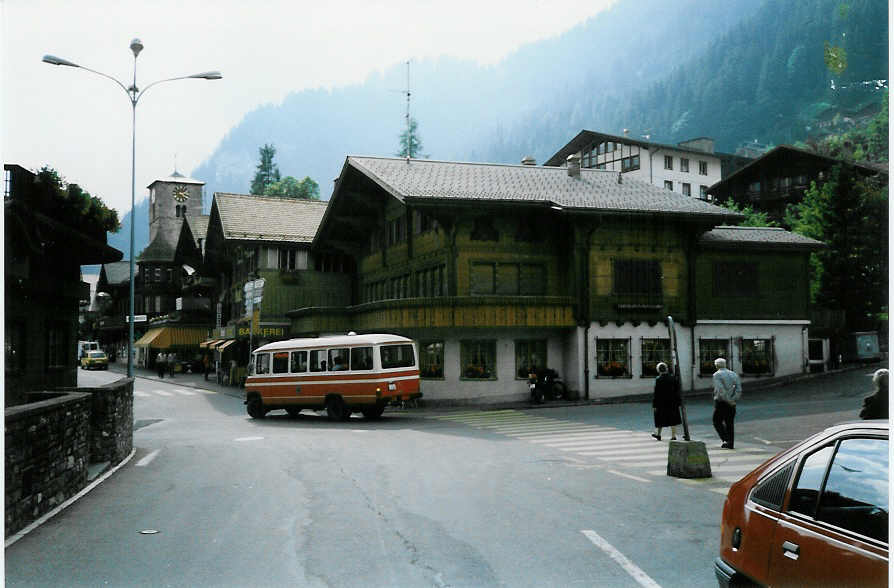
[291,350,307,373]
[272,352,289,374]
[329,348,349,371]
[256,353,271,375]
[310,350,325,372]
[351,346,374,370]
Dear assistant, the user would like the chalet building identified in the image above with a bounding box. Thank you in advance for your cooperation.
[4,164,122,405]
[95,260,136,358]
[707,144,886,219]
[203,193,343,383]
[545,130,751,201]
[133,172,210,366]
[300,156,823,404]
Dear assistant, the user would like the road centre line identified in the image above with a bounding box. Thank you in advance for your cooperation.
[153,390,173,396]
[173,389,196,395]
[581,530,661,588]
[133,391,150,397]
[135,449,160,467]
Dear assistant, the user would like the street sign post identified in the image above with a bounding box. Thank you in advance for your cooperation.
[244,278,265,371]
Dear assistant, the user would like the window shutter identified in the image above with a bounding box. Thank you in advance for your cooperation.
[594,336,599,379]
[627,337,633,377]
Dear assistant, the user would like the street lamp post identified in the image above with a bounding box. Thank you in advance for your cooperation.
[43,39,221,378]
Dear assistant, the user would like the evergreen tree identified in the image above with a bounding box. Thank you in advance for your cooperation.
[250,144,281,195]
[264,176,320,200]
[785,165,888,329]
[396,118,426,159]
[720,200,779,227]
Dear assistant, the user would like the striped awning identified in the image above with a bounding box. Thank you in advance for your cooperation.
[199,339,221,348]
[215,339,237,351]
[134,327,208,349]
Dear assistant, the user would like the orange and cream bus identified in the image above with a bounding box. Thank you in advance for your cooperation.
[244,333,421,420]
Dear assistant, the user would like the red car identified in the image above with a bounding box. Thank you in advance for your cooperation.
[715,420,888,587]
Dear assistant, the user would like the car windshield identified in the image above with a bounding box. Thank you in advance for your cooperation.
[88,351,106,358]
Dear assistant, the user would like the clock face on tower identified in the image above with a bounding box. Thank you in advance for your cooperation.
[172,185,190,203]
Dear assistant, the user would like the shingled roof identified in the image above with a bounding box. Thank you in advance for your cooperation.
[700,226,824,250]
[101,260,134,285]
[138,235,177,262]
[346,157,743,220]
[186,214,210,248]
[214,193,328,243]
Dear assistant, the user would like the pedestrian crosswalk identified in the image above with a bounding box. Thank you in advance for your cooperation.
[134,388,215,398]
[431,409,776,495]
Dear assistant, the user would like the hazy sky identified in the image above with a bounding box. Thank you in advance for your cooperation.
[2,0,614,215]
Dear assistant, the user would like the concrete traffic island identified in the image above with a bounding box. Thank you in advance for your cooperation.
[667,440,712,478]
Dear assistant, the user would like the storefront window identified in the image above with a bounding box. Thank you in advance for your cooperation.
[420,341,444,378]
[461,340,496,379]
[741,338,773,375]
[515,339,547,379]
[641,338,671,377]
[596,338,629,377]
[699,339,729,375]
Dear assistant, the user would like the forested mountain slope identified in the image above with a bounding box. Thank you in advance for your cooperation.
[109,0,887,260]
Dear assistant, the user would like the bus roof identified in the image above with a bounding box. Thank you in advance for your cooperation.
[253,334,414,353]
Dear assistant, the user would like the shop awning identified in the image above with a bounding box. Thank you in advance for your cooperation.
[134,327,208,349]
[135,328,165,347]
[200,339,221,348]
[216,339,237,352]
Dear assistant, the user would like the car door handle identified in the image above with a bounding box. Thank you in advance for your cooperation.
[782,540,800,560]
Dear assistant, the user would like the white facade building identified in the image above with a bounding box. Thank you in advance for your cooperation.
[545,131,748,201]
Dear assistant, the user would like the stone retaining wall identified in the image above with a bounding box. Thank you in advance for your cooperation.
[5,378,134,538]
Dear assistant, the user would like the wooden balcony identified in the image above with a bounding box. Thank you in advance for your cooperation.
[288,296,576,334]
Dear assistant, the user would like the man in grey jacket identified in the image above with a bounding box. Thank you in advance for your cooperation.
[712,357,742,449]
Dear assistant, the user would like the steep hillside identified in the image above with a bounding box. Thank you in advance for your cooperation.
[190,0,758,209]
[480,0,888,163]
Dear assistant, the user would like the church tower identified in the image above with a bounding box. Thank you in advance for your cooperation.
[146,170,204,246]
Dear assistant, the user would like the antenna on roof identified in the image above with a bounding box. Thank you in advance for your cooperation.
[405,60,411,164]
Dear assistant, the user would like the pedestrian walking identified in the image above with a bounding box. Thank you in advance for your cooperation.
[203,354,210,381]
[712,357,741,449]
[168,352,176,378]
[859,368,889,420]
[156,351,166,378]
[651,362,681,441]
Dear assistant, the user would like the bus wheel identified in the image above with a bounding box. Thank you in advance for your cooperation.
[361,404,386,419]
[246,396,266,419]
[326,396,349,421]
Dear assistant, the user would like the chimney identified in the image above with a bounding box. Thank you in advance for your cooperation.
[566,153,581,178]
[521,155,536,166]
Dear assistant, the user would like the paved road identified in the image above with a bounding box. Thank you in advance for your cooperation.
[5,363,882,587]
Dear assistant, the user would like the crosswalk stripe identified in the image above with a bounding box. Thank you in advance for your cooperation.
[154,390,173,396]
[431,410,773,493]
[134,391,150,397]
[511,427,616,438]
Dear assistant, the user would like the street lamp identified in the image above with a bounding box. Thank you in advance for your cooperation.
[43,39,221,378]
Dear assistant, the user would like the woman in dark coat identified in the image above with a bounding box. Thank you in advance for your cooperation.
[651,362,682,441]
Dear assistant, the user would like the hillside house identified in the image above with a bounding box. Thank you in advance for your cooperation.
[546,131,751,201]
